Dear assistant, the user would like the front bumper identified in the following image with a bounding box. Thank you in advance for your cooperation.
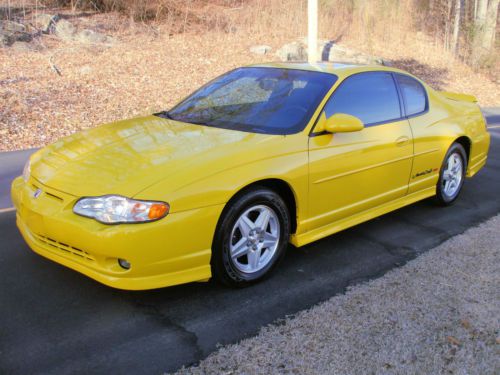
[12,176,224,290]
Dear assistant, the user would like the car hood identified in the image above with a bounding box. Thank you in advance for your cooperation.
[30,115,279,198]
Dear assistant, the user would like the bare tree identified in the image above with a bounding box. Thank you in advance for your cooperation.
[445,0,454,49]
[476,0,489,25]
[471,0,496,65]
[452,0,462,55]
[482,0,499,49]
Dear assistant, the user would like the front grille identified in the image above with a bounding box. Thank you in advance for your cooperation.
[34,234,95,262]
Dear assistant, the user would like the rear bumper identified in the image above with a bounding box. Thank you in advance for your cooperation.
[12,176,223,290]
[467,131,490,177]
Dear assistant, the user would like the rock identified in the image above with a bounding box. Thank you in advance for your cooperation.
[35,14,59,33]
[249,45,272,55]
[80,65,92,75]
[324,44,384,65]
[0,20,32,46]
[55,19,76,40]
[276,42,307,62]
[11,41,34,51]
[0,20,25,33]
[277,38,385,65]
[76,29,111,44]
[0,33,10,47]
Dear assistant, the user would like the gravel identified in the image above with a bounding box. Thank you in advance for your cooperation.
[175,215,500,375]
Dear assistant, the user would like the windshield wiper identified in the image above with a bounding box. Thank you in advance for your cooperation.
[155,110,174,120]
[154,111,216,127]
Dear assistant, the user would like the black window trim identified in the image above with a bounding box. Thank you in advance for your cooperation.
[309,70,429,137]
[393,72,429,119]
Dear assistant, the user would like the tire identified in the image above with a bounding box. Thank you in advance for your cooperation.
[435,142,467,206]
[211,187,291,287]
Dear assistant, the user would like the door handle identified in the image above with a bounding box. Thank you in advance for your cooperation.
[395,136,410,146]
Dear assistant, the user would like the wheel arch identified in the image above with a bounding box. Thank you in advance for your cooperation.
[454,136,471,166]
[218,178,298,235]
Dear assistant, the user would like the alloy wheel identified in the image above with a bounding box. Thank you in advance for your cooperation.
[442,152,463,198]
[229,205,280,274]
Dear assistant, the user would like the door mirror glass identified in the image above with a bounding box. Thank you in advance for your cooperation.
[324,113,364,133]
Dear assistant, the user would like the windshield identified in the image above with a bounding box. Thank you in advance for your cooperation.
[164,67,337,135]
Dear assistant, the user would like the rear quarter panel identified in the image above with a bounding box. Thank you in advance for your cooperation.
[407,88,489,194]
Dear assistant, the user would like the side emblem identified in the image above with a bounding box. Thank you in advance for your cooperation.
[33,188,42,199]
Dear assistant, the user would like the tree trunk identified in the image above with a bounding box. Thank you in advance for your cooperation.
[482,0,500,49]
[452,0,462,55]
[445,0,454,50]
[476,0,488,22]
[471,0,490,65]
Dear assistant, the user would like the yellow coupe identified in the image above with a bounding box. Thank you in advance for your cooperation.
[11,63,490,289]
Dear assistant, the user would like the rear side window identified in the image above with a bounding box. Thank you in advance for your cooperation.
[396,74,427,116]
[324,72,401,126]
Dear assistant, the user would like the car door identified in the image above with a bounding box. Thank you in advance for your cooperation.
[394,73,443,194]
[307,71,413,232]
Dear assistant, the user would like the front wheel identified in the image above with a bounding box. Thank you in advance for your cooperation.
[436,143,467,206]
[211,188,291,287]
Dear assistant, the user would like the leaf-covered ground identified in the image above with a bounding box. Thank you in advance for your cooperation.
[1,12,498,151]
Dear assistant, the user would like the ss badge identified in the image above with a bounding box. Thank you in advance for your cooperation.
[33,188,42,199]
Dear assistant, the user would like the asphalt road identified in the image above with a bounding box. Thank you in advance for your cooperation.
[1,112,499,374]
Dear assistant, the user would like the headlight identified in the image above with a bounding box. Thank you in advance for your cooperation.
[73,195,169,224]
[23,159,31,182]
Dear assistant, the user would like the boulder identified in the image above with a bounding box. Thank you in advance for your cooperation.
[0,20,25,33]
[276,42,307,62]
[35,14,59,33]
[80,65,93,75]
[77,29,111,44]
[0,33,10,47]
[277,38,385,65]
[11,41,35,51]
[249,45,272,55]
[323,44,384,65]
[55,19,76,40]
[0,20,32,46]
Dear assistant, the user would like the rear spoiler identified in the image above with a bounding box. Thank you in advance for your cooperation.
[439,91,477,103]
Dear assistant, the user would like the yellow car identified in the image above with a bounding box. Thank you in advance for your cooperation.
[11,63,490,289]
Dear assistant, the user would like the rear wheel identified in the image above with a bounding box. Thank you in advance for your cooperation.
[436,143,467,205]
[211,188,290,287]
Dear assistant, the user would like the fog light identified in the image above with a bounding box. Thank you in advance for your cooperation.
[118,259,131,270]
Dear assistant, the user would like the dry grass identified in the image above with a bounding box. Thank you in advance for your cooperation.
[0,2,498,151]
[175,214,500,375]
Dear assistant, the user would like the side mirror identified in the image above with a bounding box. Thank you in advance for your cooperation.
[324,113,364,133]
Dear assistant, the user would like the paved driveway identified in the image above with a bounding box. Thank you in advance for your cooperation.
[0,111,499,374]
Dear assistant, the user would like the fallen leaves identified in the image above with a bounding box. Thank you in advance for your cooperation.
[446,336,461,346]
[1,10,498,152]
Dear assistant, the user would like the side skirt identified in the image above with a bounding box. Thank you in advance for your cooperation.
[290,187,436,247]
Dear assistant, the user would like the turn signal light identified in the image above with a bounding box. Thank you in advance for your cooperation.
[148,203,169,220]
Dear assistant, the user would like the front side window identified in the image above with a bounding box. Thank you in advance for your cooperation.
[324,72,402,126]
[395,74,427,116]
[165,67,338,135]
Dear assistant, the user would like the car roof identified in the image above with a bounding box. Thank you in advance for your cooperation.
[246,62,408,79]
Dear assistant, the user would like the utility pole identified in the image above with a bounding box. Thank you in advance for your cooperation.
[308,0,318,63]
